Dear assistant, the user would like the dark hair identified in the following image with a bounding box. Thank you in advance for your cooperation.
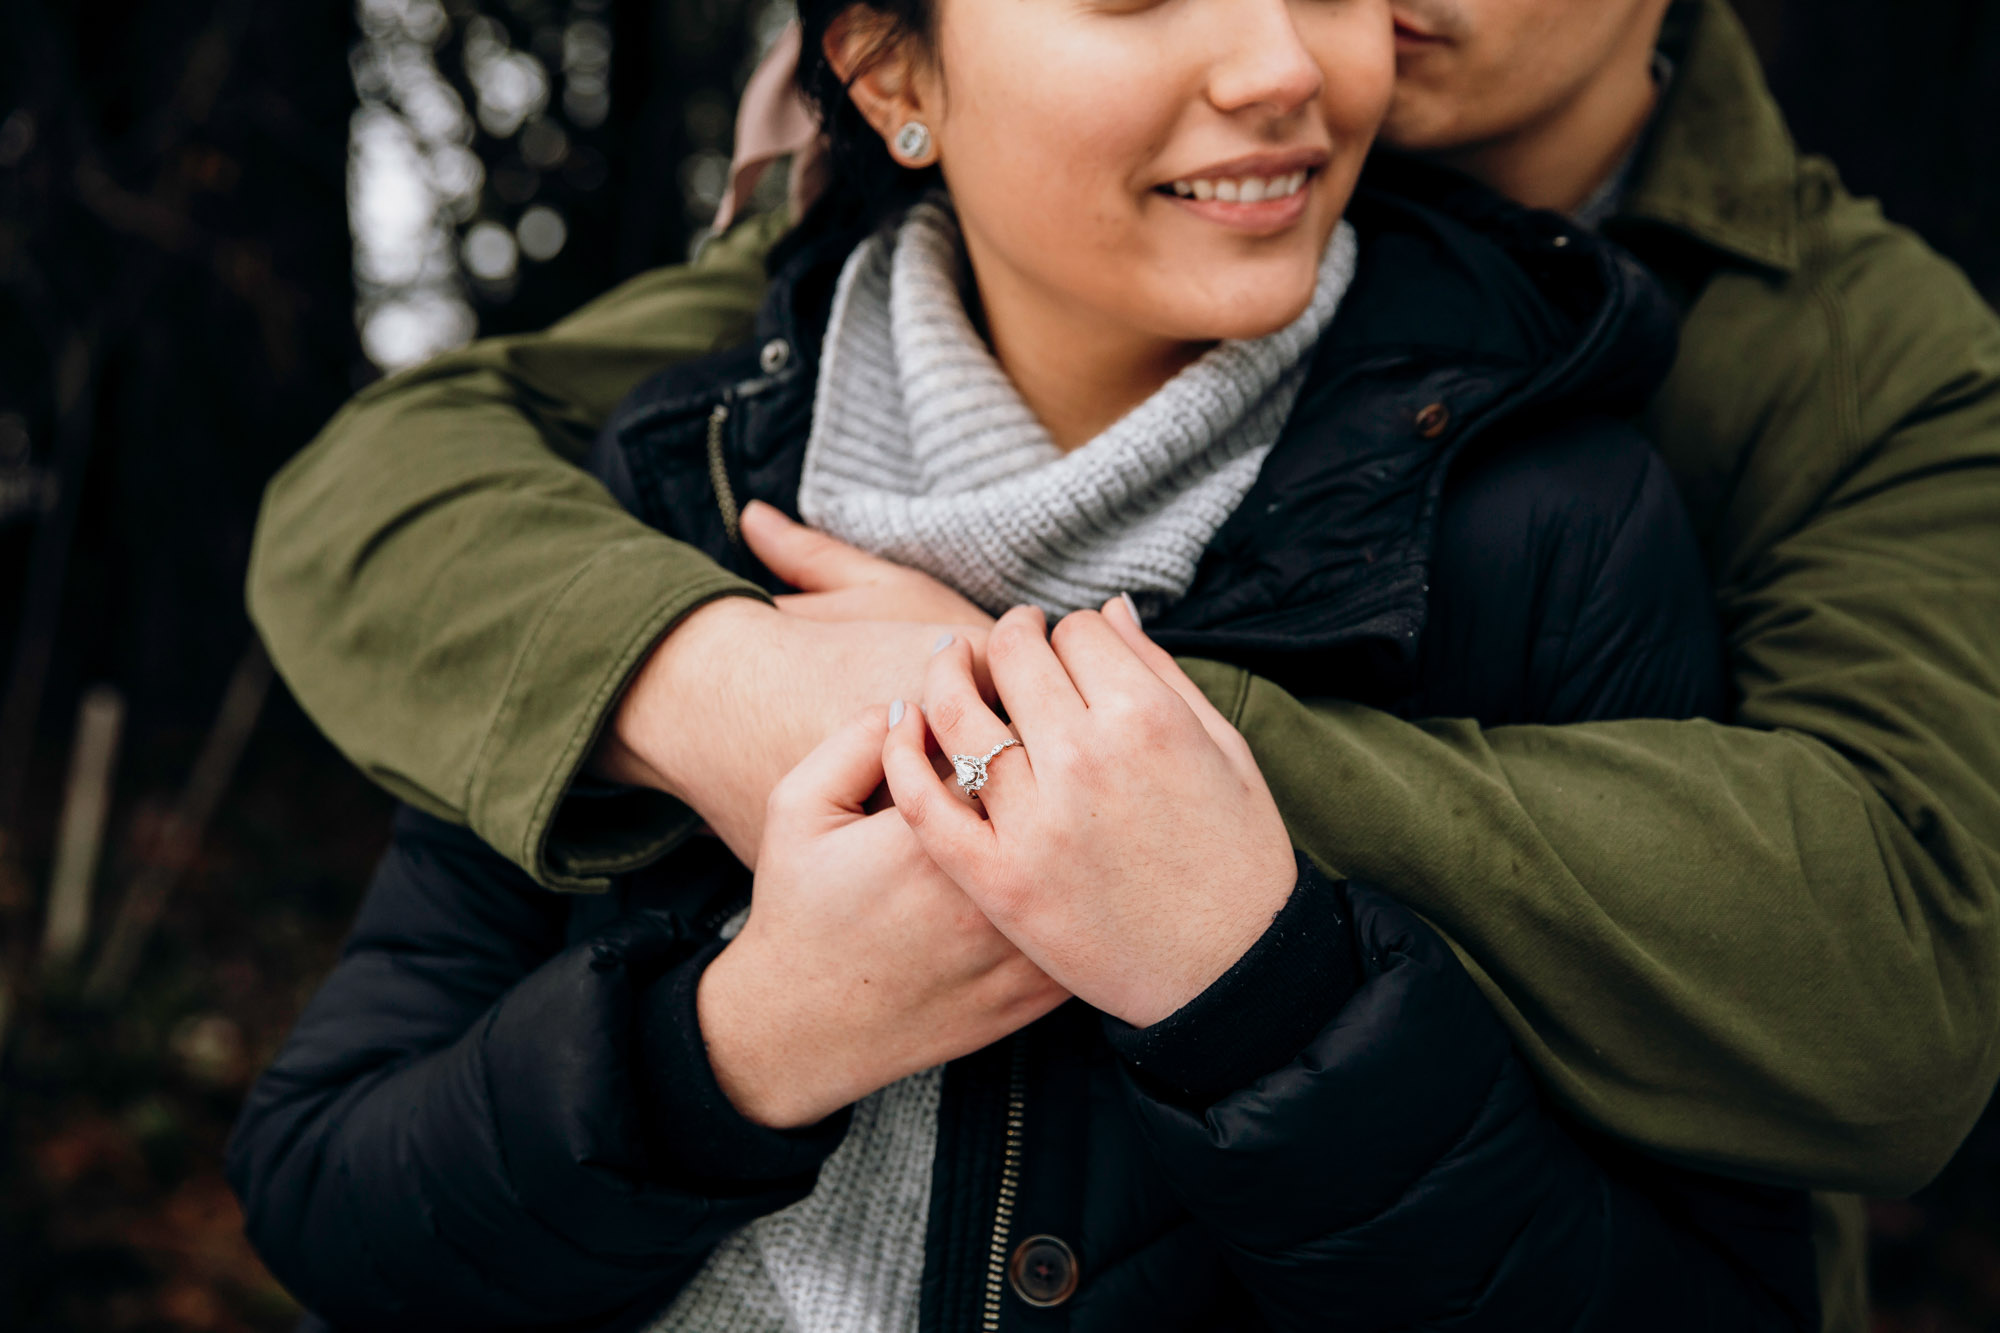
[792,0,944,241]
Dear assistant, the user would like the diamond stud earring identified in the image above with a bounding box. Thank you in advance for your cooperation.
[893,121,932,164]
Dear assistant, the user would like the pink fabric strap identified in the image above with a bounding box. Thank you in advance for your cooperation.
[713,22,829,233]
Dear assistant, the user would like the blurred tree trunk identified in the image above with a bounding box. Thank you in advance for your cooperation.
[0,0,357,846]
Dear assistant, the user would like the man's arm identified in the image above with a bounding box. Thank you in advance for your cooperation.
[255,196,2000,1195]
[248,219,787,887]
[1195,218,2000,1196]
[253,214,990,882]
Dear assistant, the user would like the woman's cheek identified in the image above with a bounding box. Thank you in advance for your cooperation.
[938,48,1100,220]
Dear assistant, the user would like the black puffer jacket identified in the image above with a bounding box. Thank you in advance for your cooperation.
[229,160,1817,1331]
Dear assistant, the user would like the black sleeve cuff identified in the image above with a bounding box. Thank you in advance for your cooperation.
[635,940,852,1188]
[1103,854,1361,1105]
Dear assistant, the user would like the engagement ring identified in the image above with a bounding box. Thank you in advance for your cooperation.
[951,739,1022,798]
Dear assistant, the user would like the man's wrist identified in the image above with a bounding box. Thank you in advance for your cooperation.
[594,595,784,800]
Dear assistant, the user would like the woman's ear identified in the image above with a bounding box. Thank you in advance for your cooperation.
[824,9,940,166]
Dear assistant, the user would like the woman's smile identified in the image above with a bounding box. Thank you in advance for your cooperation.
[1157,148,1329,235]
[836,0,1394,375]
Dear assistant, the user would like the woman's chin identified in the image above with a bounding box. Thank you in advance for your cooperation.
[1156,276,1322,345]
[1135,230,1333,344]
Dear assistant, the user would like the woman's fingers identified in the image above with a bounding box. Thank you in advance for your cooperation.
[881,688,996,877]
[767,704,892,829]
[984,605,1088,749]
[1048,608,1182,709]
[1100,596,1248,758]
[922,635,1034,813]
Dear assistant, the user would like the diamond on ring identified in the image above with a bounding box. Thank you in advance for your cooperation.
[951,738,1022,798]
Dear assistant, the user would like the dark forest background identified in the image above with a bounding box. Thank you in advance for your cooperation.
[0,1,1996,1328]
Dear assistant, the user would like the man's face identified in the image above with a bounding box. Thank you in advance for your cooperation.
[1382,0,1669,154]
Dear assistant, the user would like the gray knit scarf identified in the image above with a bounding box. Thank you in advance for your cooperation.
[647,205,1356,1333]
[798,199,1359,618]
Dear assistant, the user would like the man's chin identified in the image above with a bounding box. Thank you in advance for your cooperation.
[1378,93,1473,156]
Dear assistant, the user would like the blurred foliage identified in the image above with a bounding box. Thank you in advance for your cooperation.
[0,0,1997,1329]
[0,0,768,1325]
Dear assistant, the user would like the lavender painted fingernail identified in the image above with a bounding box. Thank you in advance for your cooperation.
[1120,591,1142,625]
[889,699,905,727]
[931,633,954,655]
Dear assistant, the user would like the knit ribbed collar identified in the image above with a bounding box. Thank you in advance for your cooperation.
[797,199,1359,616]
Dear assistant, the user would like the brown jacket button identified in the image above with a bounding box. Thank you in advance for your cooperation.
[1415,402,1452,438]
[1009,1234,1079,1307]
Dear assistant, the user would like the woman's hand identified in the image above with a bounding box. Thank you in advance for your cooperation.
[742,500,996,629]
[697,704,1068,1129]
[881,601,1297,1029]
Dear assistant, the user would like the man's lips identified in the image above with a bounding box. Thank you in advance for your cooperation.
[1393,18,1447,45]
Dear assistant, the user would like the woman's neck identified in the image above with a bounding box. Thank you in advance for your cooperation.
[961,237,1211,453]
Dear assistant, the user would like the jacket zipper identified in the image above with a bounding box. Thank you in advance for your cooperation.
[980,1036,1029,1331]
[705,402,742,546]
[695,887,751,937]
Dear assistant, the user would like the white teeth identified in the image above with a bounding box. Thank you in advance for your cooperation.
[1168,170,1310,204]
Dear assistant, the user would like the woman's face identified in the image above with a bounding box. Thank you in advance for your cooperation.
[881,0,1394,346]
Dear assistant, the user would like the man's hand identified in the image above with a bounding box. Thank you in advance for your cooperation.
[592,505,994,862]
[593,602,968,861]
[740,499,995,628]
[698,706,1068,1128]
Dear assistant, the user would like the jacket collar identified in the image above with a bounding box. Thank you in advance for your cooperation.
[725,0,1799,297]
[1616,0,1800,274]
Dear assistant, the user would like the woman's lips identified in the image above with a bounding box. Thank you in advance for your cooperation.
[1158,171,1313,235]
[1393,19,1447,46]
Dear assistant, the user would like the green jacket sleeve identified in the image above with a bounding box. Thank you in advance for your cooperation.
[1194,192,2000,1197]
[247,214,792,890]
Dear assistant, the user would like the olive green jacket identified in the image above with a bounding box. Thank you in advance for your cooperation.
[250,3,2000,1325]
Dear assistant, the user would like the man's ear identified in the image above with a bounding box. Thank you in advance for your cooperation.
[824,9,934,153]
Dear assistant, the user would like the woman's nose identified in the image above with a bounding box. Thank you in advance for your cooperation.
[1205,0,1326,118]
